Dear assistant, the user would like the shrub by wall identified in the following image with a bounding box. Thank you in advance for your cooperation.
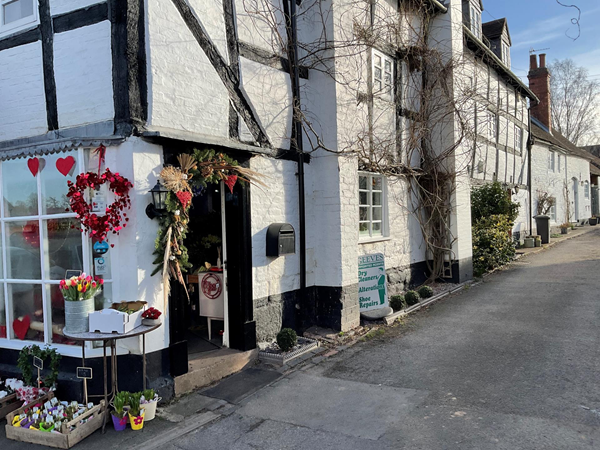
[472,214,516,277]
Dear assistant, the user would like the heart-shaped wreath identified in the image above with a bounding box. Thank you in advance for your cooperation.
[66,169,133,242]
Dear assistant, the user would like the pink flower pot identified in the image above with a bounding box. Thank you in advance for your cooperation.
[111,414,127,431]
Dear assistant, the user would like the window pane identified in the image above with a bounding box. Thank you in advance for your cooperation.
[359,176,367,190]
[6,221,41,279]
[384,60,391,73]
[373,192,382,206]
[0,285,5,338]
[3,0,33,25]
[359,207,368,221]
[359,222,369,235]
[372,176,382,190]
[3,158,38,217]
[44,218,83,280]
[372,222,382,235]
[373,206,382,221]
[9,283,43,342]
[47,284,71,344]
[359,191,368,205]
[374,67,382,81]
[41,152,78,215]
[374,54,381,67]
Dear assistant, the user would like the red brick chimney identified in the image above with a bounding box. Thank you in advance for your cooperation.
[528,53,551,132]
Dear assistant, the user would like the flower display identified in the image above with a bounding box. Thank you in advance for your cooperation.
[59,274,103,302]
[141,307,162,320]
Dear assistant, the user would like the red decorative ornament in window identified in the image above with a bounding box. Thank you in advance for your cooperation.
[66,169,133,242]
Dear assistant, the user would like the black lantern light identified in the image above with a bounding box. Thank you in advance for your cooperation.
[146,180,169,219]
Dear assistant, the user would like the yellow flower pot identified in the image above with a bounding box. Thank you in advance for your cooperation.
[128,410,145,431]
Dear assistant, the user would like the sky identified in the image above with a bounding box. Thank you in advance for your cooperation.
[482,0,600,83]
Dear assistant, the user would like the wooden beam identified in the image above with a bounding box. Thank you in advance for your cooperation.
[38,0,59,131]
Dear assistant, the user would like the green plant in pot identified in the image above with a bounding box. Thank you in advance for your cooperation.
[39,419,55,432]
[276,328,297,352]
[141,388,160,422]
[128,392,145,431]
[111,395,127,431]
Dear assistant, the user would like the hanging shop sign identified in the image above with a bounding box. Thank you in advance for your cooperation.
[93,241,109,256]
[358,253,388,312]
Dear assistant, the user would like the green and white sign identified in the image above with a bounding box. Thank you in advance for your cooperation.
[358,253,388,311]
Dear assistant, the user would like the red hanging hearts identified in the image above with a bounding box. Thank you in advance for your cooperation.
[56,156,76,176]
[13,315,31,340]
[27,158,40,177]
[175,191,192,209]
[224,175,238,193]
[66,169,133,242]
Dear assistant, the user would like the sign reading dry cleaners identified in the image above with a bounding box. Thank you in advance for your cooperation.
[358,253,388,312]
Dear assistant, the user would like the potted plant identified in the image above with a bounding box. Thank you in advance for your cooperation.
[590,217,598,226]
[141,389,160,421]
[39,418,54,432]
[128,392,145,431]
[59,274,103,334]
[560,223,569,234]
[141,308,162,326]
[111,394,127,431]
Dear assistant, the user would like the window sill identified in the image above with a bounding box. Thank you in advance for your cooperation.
[359,236,392,245]
[0,339,131,358]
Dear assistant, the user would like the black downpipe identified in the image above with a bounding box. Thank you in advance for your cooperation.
[527,109,533,235]
[283,1,307,320]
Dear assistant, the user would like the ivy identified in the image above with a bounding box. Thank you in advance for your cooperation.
[17,345,61,388]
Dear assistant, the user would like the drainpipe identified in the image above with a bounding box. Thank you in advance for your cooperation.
[527,109,533,234]
[283,0,307,314]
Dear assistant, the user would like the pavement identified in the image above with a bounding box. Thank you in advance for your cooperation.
[4,227,600,449]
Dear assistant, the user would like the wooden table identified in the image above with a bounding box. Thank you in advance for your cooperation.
[64,324,161,432]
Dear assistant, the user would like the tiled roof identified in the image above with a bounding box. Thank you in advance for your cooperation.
[482,18,511,45]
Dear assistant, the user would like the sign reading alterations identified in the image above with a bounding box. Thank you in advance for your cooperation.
[358,253,388,312]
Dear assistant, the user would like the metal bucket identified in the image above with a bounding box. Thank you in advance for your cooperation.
[64,297,95,334]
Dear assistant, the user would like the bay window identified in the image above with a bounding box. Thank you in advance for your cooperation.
[0,149,113,349]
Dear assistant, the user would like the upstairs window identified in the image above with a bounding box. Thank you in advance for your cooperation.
[359,173,388,240]
[557,154,561,172]
[514,125,522,153]
[0,0,37,36]
[585,181,590,199]
[487,111,497,141]
[548,151,555,172]
[373,50,394,101]
[501,42,511,68]
[470,5,481,39]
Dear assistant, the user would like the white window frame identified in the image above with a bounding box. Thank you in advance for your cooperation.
[514,125,522,153]
[470,5,481,39]
[501,41,511,68]
[488,111,497,141]
[557,154,561,172]
[584,181,590,199]
[359,172,389,242]
[372,49,394,101]
[549,198,557,222]
[548,151,555,172]
[0,148,115,357]
[0,0,38,37]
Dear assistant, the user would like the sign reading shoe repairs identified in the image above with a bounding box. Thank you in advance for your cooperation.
[358,253,388,312]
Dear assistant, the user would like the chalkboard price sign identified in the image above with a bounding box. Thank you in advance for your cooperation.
[33,356,43,370]
[77,367,93,379]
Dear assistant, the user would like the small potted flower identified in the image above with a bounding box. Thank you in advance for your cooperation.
[142,308,162,326]
[111,395,127,431]
[39,418,54,432]
[128,392,145,431]
[141,389,160,421]
[560,223,569,235]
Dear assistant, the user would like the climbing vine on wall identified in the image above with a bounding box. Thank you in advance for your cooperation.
[151,149,264,298]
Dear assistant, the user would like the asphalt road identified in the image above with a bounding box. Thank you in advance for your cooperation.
[171,228,600,450]
[4,229,600,449]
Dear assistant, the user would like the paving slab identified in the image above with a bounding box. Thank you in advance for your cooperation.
[202,367,281,404]
[238,371,428,440]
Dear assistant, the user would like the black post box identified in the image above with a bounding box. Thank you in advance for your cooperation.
[266,223,296,256]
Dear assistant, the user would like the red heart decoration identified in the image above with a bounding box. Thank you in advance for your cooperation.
[13,315,31,340]
[224,175,237,193]
[27,158,40,177]
[56,156,76,177]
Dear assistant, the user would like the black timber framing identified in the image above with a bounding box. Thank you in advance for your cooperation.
[223,0,240,140]
[53,3,109,33]
[0,27,40,51]
[38,0,59,131]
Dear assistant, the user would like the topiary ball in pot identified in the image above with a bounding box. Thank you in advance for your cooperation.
[276,328,297,352]
[389,295,406,311]
[405,290,420,306]
[417,285,434,299]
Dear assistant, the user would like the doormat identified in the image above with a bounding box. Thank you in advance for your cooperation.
[202,367,281,404]
[258,337,319,366]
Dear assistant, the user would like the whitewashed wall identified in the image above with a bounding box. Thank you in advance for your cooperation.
[54,22,114,129]
[0,42,48,140]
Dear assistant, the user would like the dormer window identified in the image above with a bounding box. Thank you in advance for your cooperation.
[0,0,37,36]
[501,41,511,68]
[470,5,482,39]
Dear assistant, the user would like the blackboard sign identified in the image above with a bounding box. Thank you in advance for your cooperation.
[65,270,82,279]
[33,356,43,369]
[77,367,93,379]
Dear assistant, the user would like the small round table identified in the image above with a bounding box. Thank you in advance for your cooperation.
[64,324,161,432]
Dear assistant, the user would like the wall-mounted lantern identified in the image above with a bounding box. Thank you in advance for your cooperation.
[146,180,169,219]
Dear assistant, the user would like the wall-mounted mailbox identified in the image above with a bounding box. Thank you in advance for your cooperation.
[266,223,296,257]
